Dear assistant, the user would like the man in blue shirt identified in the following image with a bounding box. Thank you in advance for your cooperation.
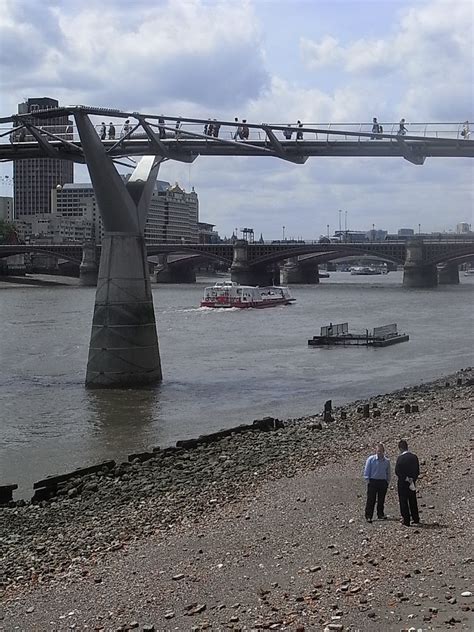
[364,443,391,522]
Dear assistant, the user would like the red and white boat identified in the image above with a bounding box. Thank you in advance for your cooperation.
[201,281,295,309]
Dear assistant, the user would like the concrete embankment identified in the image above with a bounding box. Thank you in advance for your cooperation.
[0,369,473,631]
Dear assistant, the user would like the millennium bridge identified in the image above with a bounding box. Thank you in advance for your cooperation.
[1,105,473,388]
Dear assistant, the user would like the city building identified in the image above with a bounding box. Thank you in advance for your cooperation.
[13,97,73,217]
[146,181,199,244]
[198,222,220,244]
[15,214,94,244]
[48,179,199,244]
[0,196,14,222]
[51,183,102,242]
[398,228,415,237]
[456,222,471,234]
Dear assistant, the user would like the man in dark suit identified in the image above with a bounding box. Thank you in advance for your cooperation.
[395,439,420,526]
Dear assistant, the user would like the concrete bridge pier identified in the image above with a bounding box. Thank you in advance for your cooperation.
[74,111,162,387]
[403,238,438,288]
[281,258,320,284]
[79,241,98,286]
[230,240,254,284]
[230,240,280,285]
[438,263,459,285]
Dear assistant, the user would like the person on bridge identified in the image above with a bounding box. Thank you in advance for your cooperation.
[158,116,165,139]
[232,117,240,140]
[122,119,132,136]
[99,122,106,140]
[363,442,391,522]
[397,118,408,135]
[212,119,220,138]
[283,125,293,140]
[296,120,304,140]
[395,439,420,527]
[240,120,250,140]
[108,123,116,140]
[461,121,470,140]
[371,117,382,139]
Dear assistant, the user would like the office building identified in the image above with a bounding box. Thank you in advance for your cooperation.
[49,179,199,244]
[0,196,14,222]
[146,181,199,244]
[14,97,73,216]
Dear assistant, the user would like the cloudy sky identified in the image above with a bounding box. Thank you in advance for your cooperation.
[0,0,473,238]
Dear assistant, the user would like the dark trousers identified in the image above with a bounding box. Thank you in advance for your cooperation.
[365,479,388,519]
[398,482,419,525]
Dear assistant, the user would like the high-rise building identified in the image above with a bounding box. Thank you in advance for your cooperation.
[456,222,471,234]
[146,181,199,244]
[51,183,103,242]
[14,97,73,217]
[0,196,14,222]
[50,179,199,244]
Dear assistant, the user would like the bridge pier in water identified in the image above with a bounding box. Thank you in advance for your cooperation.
[74,111,162,387]
[230,241,279,285]
[79,242,99,286]
[281,258,320,284]
[403,238,438,288]
[438,263,459,285]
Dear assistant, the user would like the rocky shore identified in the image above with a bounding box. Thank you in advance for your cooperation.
[1,369,473,631]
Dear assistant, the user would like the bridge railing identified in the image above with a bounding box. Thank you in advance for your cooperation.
[0,121,470,146]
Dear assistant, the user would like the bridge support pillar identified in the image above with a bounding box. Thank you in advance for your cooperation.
[79,241,98,286]
[74,110,162,387]
[281,258,319,284]
[438,263,459,285]
[230,240,279,285]
[403,238,438,288]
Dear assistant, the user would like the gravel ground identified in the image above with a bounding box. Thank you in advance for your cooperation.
[1,369,473,631]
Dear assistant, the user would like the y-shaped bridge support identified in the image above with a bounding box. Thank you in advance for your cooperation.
[74,112,162,387]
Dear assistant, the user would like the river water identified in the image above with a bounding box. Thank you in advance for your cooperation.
[1,271,473,494]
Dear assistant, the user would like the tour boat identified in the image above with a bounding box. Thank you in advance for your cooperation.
[201,281,295,309]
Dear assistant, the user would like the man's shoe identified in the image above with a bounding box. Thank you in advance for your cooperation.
[412,521,421,526]
[365,518,373,523]
[377,515,388,520]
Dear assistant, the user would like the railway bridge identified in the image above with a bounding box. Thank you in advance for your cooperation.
[1,238,473,287]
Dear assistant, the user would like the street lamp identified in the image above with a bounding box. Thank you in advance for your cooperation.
[282,225,285,241]
[327,224,330,238]
[418,223,421,235]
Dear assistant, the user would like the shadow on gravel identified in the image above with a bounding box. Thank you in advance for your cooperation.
[413,522,448,530]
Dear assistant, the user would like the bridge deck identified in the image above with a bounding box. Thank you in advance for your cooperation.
[1,138,473,162]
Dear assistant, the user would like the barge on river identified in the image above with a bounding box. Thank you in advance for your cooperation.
[201,281,295,309]
[308,322,409,347]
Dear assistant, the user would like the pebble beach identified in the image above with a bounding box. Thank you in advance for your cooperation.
[1,368,473,631]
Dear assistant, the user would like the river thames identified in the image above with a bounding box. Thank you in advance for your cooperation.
[1,271,473,494]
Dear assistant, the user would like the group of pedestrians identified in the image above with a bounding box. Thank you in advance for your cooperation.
[283,121,304,140]
[363,439,420,527]
[95,117,471,144]
[231,118,250,141]
[371,117,406,139]
[203,119,221,138]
